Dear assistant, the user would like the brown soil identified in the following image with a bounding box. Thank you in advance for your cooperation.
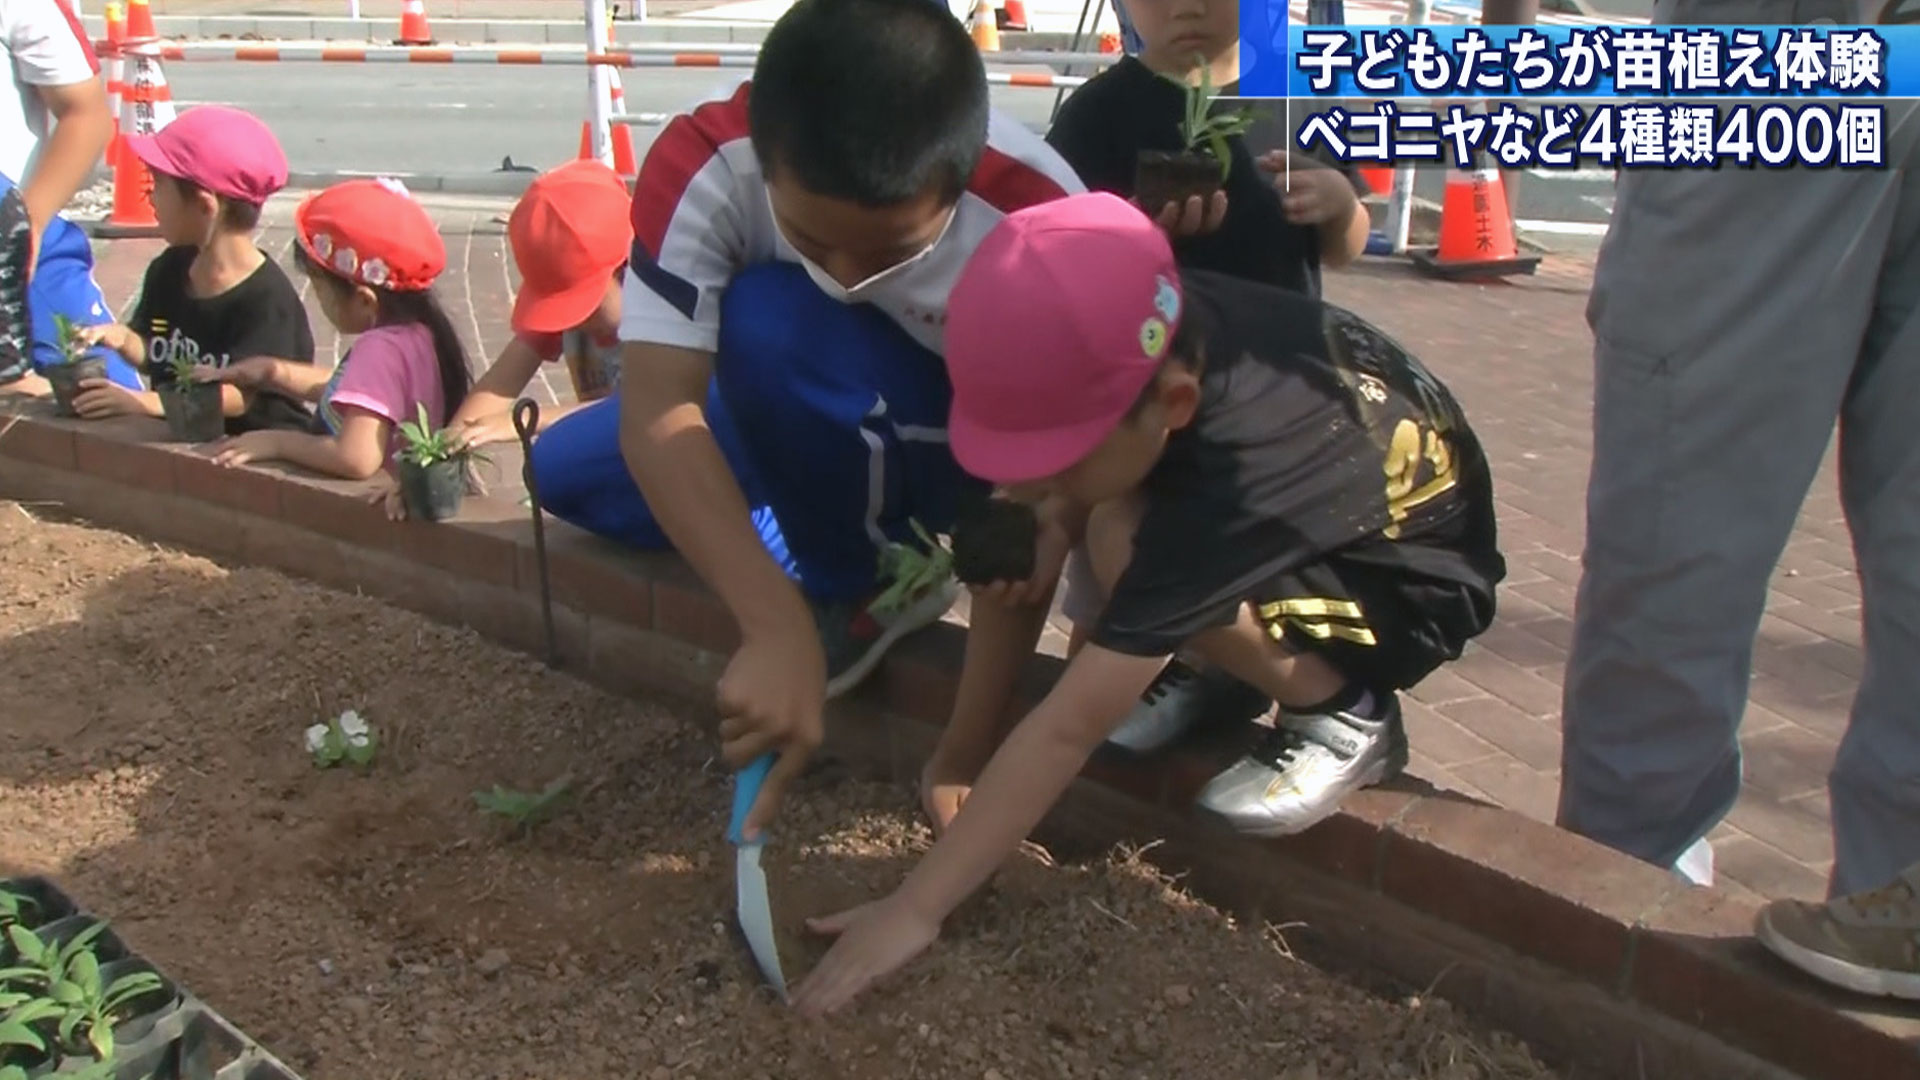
[0,503,1561,1080]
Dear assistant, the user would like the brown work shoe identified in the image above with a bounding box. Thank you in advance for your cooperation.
[1755,863,1920,1001]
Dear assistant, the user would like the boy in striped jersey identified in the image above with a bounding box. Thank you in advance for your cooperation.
[527,0,1083,831]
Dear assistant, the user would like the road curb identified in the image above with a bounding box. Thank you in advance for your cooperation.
[79,13,1086,50]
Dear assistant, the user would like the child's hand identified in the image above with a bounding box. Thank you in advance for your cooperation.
[792,894,941,1018]
[74,323,135,358]
[71,379,151,420]
[1140,191,1228,238]
[445,412,517,453]
[200,356,276,390]
[209,430,284,465]
[365,474,408,521]
[1258,151,1360,227]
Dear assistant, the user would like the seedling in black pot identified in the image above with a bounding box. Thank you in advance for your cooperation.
[397,404,476,523]
[1135,58,1258,216]
[44,316,108,419]
[950,497,1038,585]
[158,352,225,444]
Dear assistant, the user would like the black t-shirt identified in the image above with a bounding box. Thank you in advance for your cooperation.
[132,245,317,434]
[1046,57,1365,300]
[1093,271,1502,658]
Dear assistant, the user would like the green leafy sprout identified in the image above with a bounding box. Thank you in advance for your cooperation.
[0,920,158,1077]
[50,316,90,367]
[1167,57,1258,183]
[163,352,203,394]
[0,892,37,934]
[871,519,953,617]
[307,709,377,770]
[398,402,467,468]
[474,777,572,833]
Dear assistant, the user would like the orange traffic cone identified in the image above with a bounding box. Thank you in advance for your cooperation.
[395,0,433,45]
[1357,166,1392,197]
[607,69,636,178]
[968,0,999,51]
[1409,166,1539,281]
[999,0,1029,30]
[1097,30,1120,53]
[103,2,126,168]
[124,0,156,41]
[94,41,173,239]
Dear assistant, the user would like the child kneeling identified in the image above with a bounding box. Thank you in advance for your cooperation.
[796,192,1505,1014]
[202,178,471,499]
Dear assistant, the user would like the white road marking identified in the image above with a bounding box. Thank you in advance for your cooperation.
[1516,218,1610,236]
[174,99,473,110]
[1529,167,1617,181]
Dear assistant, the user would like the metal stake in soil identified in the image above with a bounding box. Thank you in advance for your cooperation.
[513,398,557,668]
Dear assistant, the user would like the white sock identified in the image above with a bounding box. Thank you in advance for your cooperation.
[1347,689,1378,718]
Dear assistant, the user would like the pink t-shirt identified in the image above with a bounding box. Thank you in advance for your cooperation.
[319,323,447,468]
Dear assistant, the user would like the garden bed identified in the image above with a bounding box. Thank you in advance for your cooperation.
[0,502,1559,1080]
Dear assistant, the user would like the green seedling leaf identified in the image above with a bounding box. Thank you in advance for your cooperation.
[0,891,36,929]
[1,1063,30,1080]
[1162,55,1259,182]
[473,777,572,833]
[6,926,44,965]
[47,980,83,1007]
[85,1020,112,1064]
[871,518,954,616]
[397,401,478,468]
[51,315,89,367]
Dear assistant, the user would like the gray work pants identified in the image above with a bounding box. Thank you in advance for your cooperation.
[1558,0,1920,897]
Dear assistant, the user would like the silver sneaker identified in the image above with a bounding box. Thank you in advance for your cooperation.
[1106,662,1272,755]
[1196,694,1408,836]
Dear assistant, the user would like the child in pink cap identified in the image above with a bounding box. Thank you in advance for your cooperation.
[72,105,316,435]
[792,192,1506,1017]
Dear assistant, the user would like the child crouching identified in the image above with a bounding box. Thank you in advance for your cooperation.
[793,192,1505,1016]
[202,178,471,502]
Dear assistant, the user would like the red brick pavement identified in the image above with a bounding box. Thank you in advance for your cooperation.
[83,194,1860,902]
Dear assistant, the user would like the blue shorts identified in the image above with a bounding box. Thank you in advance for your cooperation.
[0,175,142,389]
[530,261,983,604]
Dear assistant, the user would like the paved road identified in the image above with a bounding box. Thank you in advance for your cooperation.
[162,62,1612,249]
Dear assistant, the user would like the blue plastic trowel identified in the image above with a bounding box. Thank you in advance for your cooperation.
[728,754,789,1001]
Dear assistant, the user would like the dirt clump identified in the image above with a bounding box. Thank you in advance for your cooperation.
[0,503,1560,1080]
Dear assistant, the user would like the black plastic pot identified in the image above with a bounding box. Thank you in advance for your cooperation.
[398,456,466,522]
[95,957,184,1052]
[1134,150,1224,215]
[110,1005,255,1080]
[951,498,1038,585]
[45,358,108,418]
[159,383,224,444]
[0,876,78,936]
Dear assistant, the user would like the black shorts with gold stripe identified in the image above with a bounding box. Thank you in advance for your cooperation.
[1252,539,1498,694]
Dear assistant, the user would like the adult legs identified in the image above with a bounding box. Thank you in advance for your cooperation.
[1829,105,1920,898]
[1558,120,1902,875]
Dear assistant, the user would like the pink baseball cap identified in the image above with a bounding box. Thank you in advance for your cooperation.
[946,192,1185,485]
[124,105,288,205]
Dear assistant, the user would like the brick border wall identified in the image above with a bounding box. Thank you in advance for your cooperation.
[3,405,1912,1080]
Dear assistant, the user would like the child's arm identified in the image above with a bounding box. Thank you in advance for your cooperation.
[202,356,335,403]
[444,335,583,448]
[793,642,1166,1017]
[210,407,389,481]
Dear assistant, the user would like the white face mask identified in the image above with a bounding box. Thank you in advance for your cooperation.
[768,189,956,302]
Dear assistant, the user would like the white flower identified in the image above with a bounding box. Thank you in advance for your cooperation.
[335,709,371,747]
[333,247,359,277]
[311,232,334,260]
[303,723,330,755]
[361,258,390,287]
